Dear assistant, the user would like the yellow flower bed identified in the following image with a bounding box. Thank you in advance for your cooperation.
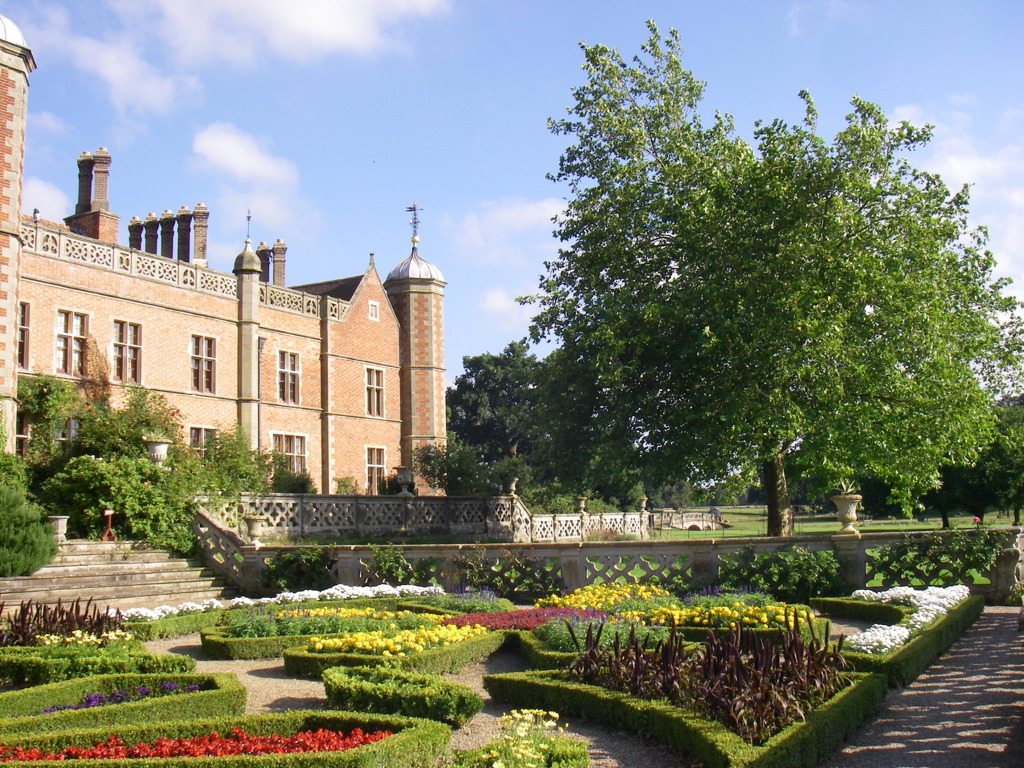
[621,603,813,630]
[535,582,672,611]
[272,606,425,623]
[306,623,488,657]
[34,629,136,646]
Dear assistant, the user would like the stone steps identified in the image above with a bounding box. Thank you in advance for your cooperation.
[0,540,238,612]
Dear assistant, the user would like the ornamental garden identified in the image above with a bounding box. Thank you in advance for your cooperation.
[0,574,990,768]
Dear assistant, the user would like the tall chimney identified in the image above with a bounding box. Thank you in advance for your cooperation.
[192,203,209,266]
[143,213,159,254]
[75,152,93,215]
[176,206,192,262]
[256,241,271,282]
[272,239,287,286]
[90,147,111,211]
[128,216,143,250]
[159,210,175,259]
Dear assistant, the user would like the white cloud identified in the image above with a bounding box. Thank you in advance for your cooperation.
[479,287,534,332]
[28,111,69,135]
[21,177,71,221]
[24,6,198,117]
[446,197,563,266]
[107,0,450,66]
[788,0,858,36]
[190,122,315,234]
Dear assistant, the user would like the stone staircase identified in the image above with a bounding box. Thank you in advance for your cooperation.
[0,541,238,613]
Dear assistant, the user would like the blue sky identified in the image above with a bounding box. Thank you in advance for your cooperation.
[11,1,1024,379]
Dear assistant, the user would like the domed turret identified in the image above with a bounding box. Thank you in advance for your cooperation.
[232,237,261,274]
[0,14,28,48]
[386,236,445,283]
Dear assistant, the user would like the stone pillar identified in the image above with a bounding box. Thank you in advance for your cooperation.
[75,151,93,214]
[159,210,175,259]
[233,239,262,448]
[271,238,287,286]
[256,241,271,282]
[143,213,159,254]
[192,203,209,266]
[831,533,867,589]
[176,206,192,262]
[127,216,143,250]
[90,147,111,211]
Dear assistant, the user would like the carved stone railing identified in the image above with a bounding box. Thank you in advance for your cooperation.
[22,221,237,299]
[192,509,253,590]
[191,518,1023,603]
[526,512,649,543]
[649,509,725,532]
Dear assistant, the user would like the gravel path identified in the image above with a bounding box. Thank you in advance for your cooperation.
[143,609,1024,768]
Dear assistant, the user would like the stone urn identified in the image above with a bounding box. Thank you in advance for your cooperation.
[243,515,268,544]
[832,494,863,534]
[47,515,69,544]
[143,437,172,468]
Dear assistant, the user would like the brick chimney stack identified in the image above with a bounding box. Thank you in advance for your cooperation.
[272,239,287,286]
[159,210,176,259]
[64,147,119,243]
[256,241,271,282]
[143,213,159,254]
[176,206,192,262]
[192,203,209,266]
[128,216,143,250]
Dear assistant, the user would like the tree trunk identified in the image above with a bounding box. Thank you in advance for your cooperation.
[763,451,793,537]
[1013,506,1020,526]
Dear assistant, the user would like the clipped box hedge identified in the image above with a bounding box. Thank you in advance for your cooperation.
[0,673,245,735]
[323,665,482,726]
[808,598,910,627]
[199,626,325,660]
[0,647,195,687]
[484,669,887,768]
[125,610,228,641]
[505,630,578,670]
[0,710,450,768]
[824,594,985,686]
[451,735,590,768]
[284,630,506,679]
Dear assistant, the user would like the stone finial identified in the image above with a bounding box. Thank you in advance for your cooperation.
[159,209,176,259]
[127,216,143,250]
[176,206,193,262]
[192,203,209,264]
[143,212,159,254]
[271,238,287,286]
[90,147,111,211]
[256,241,272,283]
[75,151,93,215]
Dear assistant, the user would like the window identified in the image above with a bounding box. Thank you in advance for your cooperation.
[272,434,306,474]
[16,303,29,369]
[191,335,216,393]
[56,310,88,375]
[368,300,380,321]
[277,351,299,404]
[366,367,384,417]
[14,411,29,457]
[189,427,217,456]
[366,446,386,495]
[55,418,79,446]
[113,321,142,383]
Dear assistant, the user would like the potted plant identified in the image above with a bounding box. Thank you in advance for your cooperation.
[831,483,863,534]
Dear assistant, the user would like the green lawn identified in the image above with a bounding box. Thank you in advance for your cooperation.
[647,505,999,539]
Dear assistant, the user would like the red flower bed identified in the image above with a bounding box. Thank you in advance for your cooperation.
[0,727,391,761]
[441,607,607,631]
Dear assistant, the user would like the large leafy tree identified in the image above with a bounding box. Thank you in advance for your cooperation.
[530,23,1021,535]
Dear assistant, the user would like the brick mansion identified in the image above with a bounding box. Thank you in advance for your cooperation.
[0,15,447,493]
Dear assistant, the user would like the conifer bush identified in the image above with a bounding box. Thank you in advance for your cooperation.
[0,486,57,578]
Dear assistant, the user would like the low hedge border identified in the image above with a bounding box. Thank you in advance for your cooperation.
[0,673,245,735]
[284,631,506,679]
[808,598,910,626]
[451,735,590,768]
[830,594,985,686]
[323,665,482,726]
[125,611,228,641]
[0,650,195,687]
[483,669,887,768]
[505,630,577,670]
[0,710,449,768]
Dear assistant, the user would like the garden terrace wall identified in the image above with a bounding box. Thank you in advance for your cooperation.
[196,516,1023,603]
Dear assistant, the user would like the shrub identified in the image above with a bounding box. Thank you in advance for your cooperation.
[0,646,195,686]
[442,608,603,632]
[0,599,121,648]
[867,529,1009,585]
[714,545,850,603]
[260,548,334,592]
[323,666,483,726]
[370,544,440,587]
[0,486,57,578]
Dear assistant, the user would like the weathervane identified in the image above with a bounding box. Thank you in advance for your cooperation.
[246,209,252,239]
[406,202,423,240]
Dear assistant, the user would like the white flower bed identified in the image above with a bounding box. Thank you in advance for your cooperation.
[843,585,970,655]
[116,583,444,621]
